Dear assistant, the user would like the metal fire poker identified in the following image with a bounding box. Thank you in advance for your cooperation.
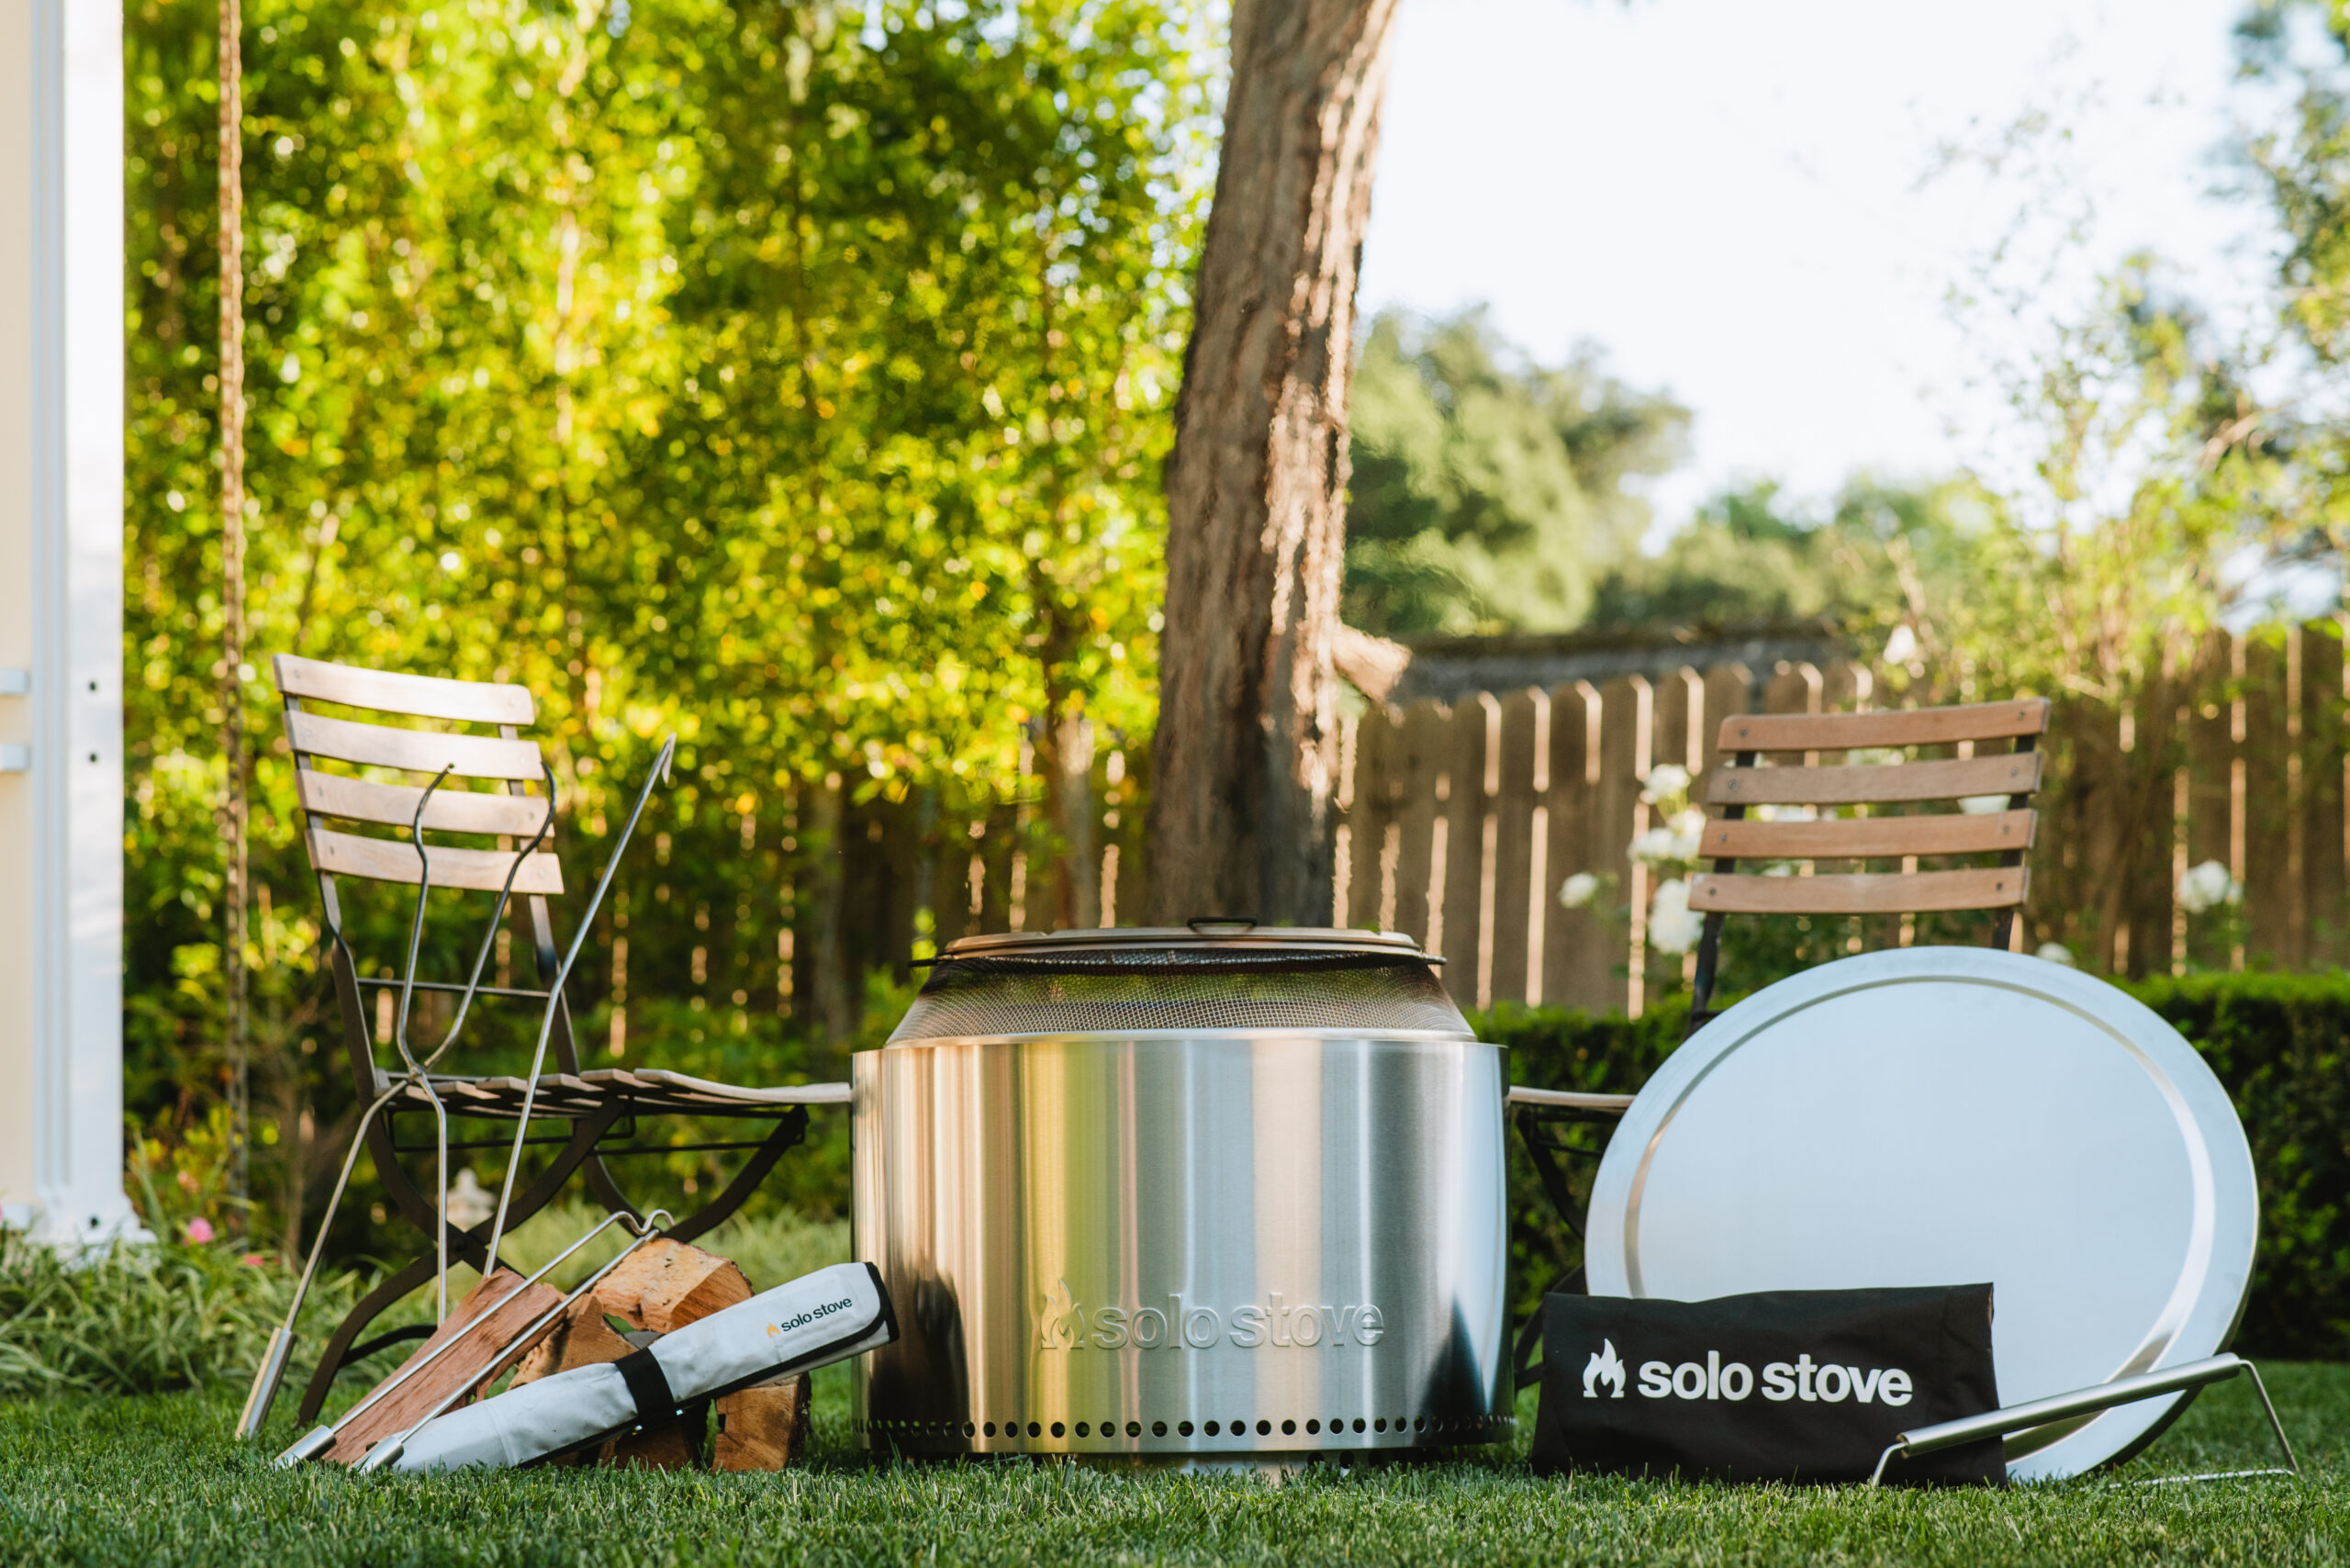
[236,737,674,1439]
[477,734,676,1282]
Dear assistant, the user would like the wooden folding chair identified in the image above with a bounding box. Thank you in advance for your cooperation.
[274,655,845,1425]
[1506,695,2050,1387]
[1684,696,2049,1032]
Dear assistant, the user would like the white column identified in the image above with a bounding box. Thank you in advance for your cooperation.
[0,0,141,1245]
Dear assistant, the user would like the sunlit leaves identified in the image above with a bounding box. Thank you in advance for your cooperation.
[122,0,1214,1141]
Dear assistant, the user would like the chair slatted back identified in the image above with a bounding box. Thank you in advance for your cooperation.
[1687,697,2049,1019]
[275,654,565,942]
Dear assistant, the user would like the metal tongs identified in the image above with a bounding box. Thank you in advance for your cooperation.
[276,1205,675,1468]
[236,736,677,1439]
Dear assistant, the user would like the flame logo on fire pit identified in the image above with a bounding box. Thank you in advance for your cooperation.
[1038,1278,1089,1350]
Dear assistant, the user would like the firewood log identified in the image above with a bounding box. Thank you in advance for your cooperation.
[508,1238,750,1469]
[593,1238,752,1333]
[325,1269,564,1465]
[711,1372,813,1472]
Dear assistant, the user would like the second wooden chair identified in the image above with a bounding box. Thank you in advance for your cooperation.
[1686,695,2049,1030]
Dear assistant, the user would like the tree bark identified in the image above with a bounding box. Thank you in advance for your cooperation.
[1146,0,1400,925]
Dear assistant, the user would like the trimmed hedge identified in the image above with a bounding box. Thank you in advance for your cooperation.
[2132,975,2350,1359]
[1477,973,2350,1361]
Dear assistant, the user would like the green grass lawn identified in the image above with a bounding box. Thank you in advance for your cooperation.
[0,1356,2344,1566]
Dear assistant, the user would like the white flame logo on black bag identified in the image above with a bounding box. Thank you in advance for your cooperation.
[1583,1344,1914,1406]
[1583,1339,1626,1398]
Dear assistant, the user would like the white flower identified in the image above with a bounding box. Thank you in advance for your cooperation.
[1754,803,1818,823]
[1628,826,1679,864]
[1640,764,1691,804]
[1558,871,1601,909]
[2035,942,2076,967]
[1667,807,1707,860]
[1630,809,1709,867]
[1883,624,1919,665]
[1648,878,1703,955]
[2177,859,2243,914]
[1957,794,2009,814]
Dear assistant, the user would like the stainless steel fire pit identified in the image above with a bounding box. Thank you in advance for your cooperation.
[852,925,1509,1460]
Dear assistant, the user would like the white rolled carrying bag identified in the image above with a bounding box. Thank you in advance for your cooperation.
[368,1261,897,1473]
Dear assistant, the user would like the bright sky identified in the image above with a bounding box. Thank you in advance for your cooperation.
[1358,0,2276,539]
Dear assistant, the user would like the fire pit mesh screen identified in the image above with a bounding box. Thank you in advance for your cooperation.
[888,951,1472,1040]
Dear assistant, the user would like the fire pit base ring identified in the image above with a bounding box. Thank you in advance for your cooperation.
[855,1419,1513,1466]
[854,1413,1515,1460]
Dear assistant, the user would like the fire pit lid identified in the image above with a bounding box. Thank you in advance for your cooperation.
[887,924,1473,1042]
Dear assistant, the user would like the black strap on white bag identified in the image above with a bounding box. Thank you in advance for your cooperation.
[1531,1284,2006,1485]
[614,1347,680,1432]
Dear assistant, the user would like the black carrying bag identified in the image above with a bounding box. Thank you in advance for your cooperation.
[1530,1285,2006,1485]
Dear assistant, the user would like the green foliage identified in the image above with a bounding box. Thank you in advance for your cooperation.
[1589,272,2271,711]
[123,0,1211,1251]
[1924,265,2272,708]
[0,1239,353,1401]
[7,1371,2350,1563]
[0,1200,840,1409]
[128,1103,257,1245]
[1583,476,1980,637]
[2130,972,2350,1360]
[1343,308,1688,636]
[1477,969,2350,1361]
[2244,0,2350,374]
[1339,285,2255,724]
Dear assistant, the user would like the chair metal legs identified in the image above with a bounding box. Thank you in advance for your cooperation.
[282,1100,809,1428]
[293,1103,623,1424]
[1511,1103,1613,1391]
[295,1251,461,1427]
[666,1108,811,1247]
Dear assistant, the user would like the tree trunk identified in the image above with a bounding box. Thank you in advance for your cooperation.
[1146,0,1400,926]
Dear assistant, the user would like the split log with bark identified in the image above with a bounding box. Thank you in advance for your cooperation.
[323,1268,564,1465]
[505,1238,784,1471]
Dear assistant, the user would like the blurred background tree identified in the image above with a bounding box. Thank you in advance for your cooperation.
[1342,307,1687,636]
[1580,476,1981,637]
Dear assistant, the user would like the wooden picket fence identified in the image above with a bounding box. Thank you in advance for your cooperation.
[770,622,2350,1026]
